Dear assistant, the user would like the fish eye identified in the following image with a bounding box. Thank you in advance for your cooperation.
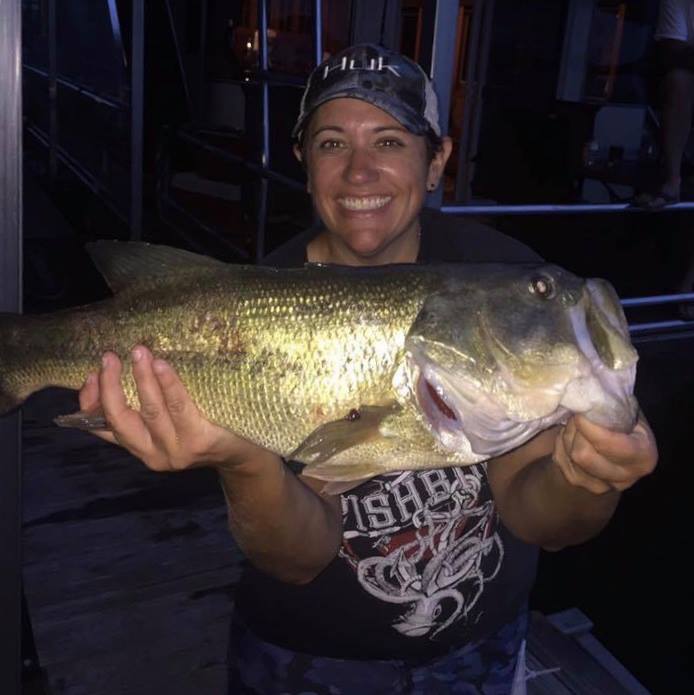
[528,274,555,299]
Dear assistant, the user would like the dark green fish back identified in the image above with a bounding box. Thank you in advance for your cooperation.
[0,244,438,461]
[0,312,34,414]
[85,240,228,296]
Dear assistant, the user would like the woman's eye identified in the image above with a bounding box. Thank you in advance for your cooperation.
[378,138,404,148]
[318,139,344,150]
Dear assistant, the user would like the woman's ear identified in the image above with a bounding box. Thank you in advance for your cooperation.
[427,136,453,189]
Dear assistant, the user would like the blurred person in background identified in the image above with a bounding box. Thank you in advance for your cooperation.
[633,0,694,316]
[636,0,694,209]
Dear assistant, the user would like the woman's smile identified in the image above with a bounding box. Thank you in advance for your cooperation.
[337,195,393,212]
[298,98,446,265]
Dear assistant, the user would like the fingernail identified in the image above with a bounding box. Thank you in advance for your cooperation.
[153,359,168,374]
[85,373,95,386]
[132,347,143,363]
[102,354,110,368]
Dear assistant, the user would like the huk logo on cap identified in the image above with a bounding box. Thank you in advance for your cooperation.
[322,56,401,79]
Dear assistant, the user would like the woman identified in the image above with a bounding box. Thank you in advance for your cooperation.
[80,45,657,694]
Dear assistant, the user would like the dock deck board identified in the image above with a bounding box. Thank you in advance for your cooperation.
[22,389,649,694]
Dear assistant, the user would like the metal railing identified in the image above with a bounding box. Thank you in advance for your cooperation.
[441,202,694,215]
[22,0,135,237]
[175,130,305,192]
[0,1,22,691]
[21,0,694,341]
[25,122,128,223]
[130,0,144,240]
[23,64,126,111]
[625,293,694,338]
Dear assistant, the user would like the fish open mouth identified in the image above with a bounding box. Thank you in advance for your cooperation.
[407,352,545,459]
[402,272,640,461]
[410,360,489,455]
[561,279,639,432]
[417,375,461,430]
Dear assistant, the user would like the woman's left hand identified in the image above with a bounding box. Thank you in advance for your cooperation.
[552,413,658,495]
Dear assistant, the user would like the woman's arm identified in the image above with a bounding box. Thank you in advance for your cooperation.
[80,345,342,584]
[217,457,342,584]
[487,414,658,550]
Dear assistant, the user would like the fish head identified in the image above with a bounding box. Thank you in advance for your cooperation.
[402,264,639,458]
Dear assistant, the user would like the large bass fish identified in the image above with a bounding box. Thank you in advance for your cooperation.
[0,242,639,483]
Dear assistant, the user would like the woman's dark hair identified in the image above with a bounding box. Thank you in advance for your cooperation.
[424,130,444,163]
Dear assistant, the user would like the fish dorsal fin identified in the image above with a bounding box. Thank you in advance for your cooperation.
[86,241,228,295]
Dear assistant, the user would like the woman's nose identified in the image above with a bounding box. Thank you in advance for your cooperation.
[343,147,379,184]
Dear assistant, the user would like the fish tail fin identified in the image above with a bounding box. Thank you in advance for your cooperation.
[0,312,31,415]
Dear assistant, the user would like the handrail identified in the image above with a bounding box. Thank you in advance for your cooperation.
[23,63,126,111]
[441,202,694,215]
[25,123,128,224]
[175,129,306,191]
[629,319,694,336]
[622,293,694,307]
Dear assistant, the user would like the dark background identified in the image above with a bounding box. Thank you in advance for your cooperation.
[17,0,694,692]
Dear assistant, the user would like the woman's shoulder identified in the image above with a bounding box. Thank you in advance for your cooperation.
[420,207,543,264]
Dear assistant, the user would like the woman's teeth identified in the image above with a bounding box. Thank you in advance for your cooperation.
[338,195,392,211]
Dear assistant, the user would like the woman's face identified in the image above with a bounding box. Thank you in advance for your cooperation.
[296,98,450,264]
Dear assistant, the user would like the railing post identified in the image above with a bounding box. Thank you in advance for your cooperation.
[0,0,23,692]
[418,0,458,209]
[130,0,145,240]
[48,0,57,182]
[256,0,270,262]
[313,0,323,66]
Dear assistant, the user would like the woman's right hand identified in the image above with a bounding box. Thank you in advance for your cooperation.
[80,345,342,584]
[79,344,272,472]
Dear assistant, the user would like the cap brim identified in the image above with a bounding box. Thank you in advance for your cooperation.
[292,89,433,141]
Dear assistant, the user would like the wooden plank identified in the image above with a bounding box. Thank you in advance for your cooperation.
[526,651,572,695]
[21,389,243,694]
[575,633,651,695]
[22,389,650,694]
[527,611,634,694]
[22,390,243,607]
[31,569,236,695]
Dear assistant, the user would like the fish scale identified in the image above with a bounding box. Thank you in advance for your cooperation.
[0,242,639,484]
[2,261,432,457]
[169,271,432,453]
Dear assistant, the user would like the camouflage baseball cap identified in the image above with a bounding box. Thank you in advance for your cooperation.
[292,44,441,141]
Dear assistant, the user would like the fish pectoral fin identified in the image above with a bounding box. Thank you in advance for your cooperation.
[306,476,376,496]
[54,408,110,431]
[290,403,401,466]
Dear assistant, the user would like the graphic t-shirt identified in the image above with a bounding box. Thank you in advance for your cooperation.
[234,208,543,660]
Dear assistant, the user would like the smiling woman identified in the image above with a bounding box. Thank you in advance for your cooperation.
[297,98,451,265]
[289,43,452,267]
[232,43,536,688]
[225,43,656,695]
[66,42,657,695]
